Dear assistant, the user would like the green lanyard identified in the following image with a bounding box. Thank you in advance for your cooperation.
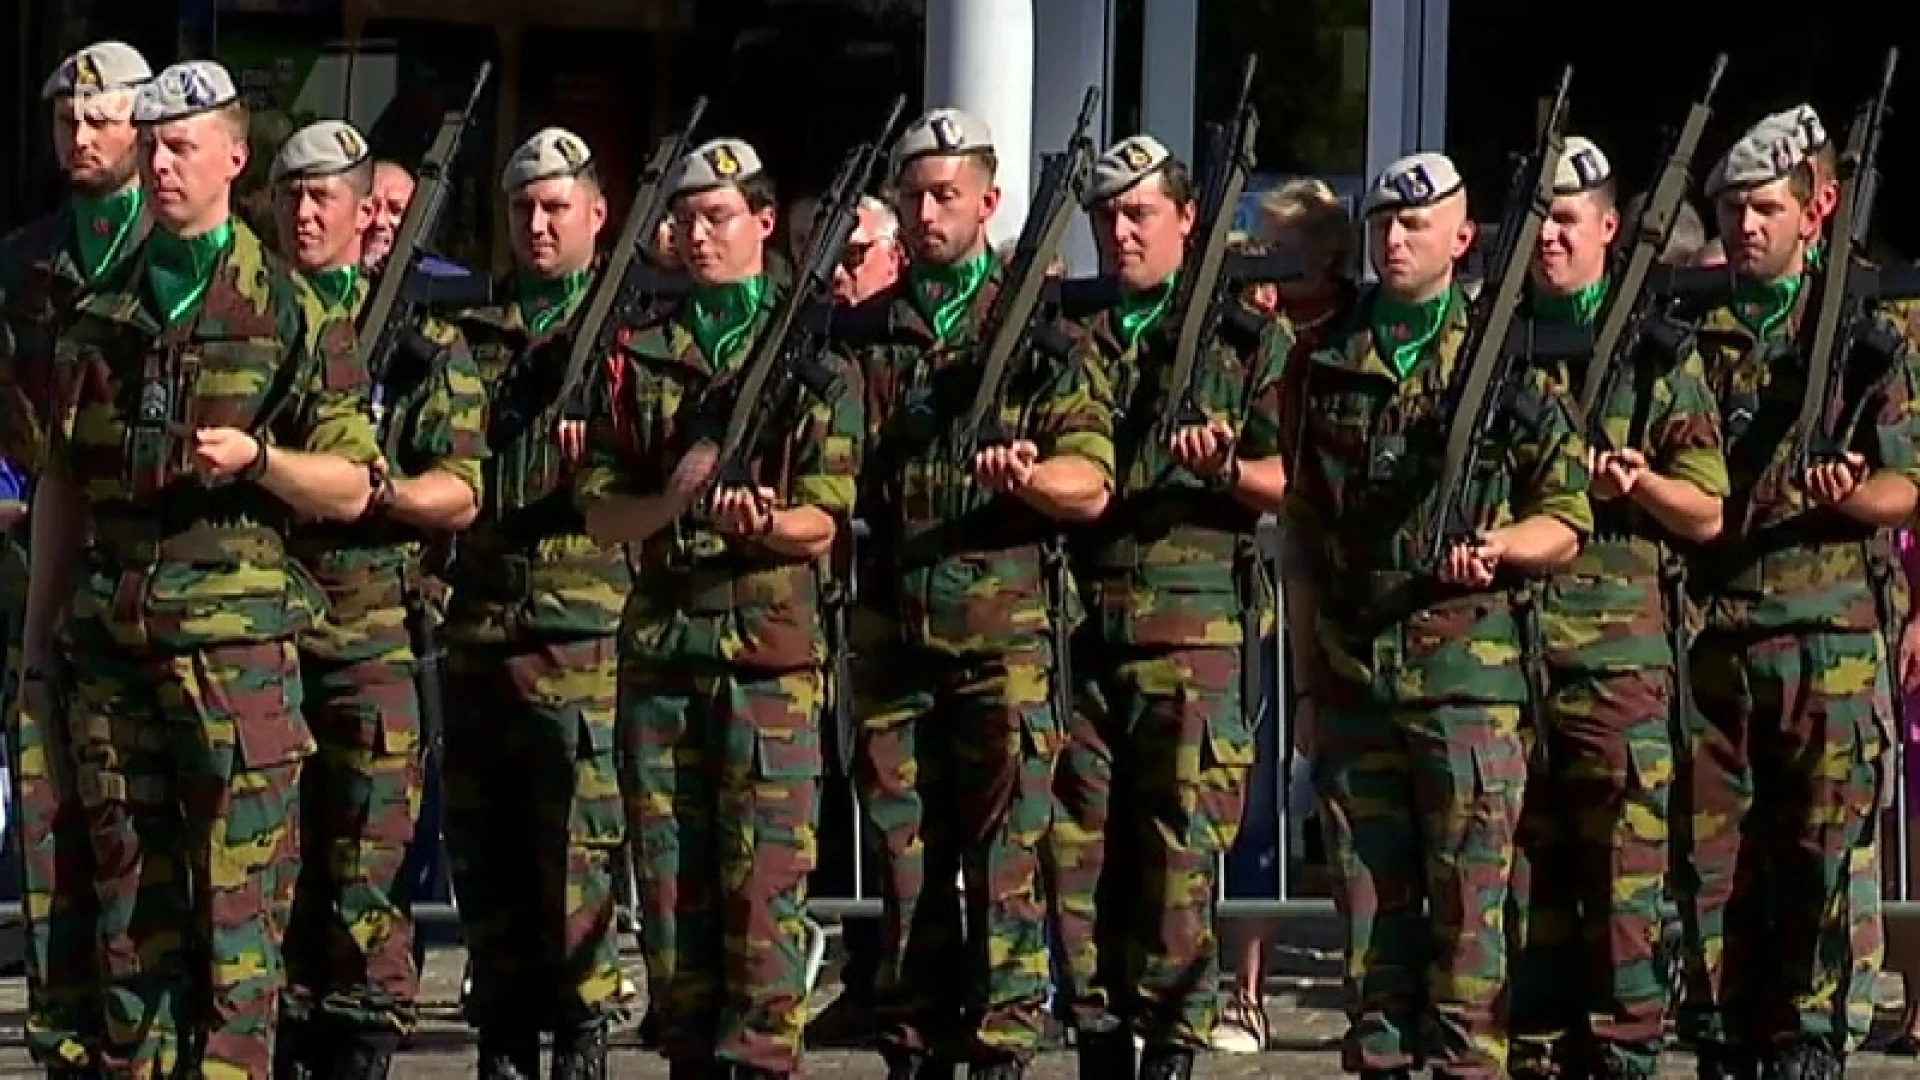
[685,275,768,367]
[517,267,590,335]
[908,248,993,341]
[145,218,234,326]
[1115,274,1177,349]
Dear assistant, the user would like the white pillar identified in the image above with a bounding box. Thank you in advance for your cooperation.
[1032,0,1112,275]
[1141,0,1198,165]
[925,0,1034,252]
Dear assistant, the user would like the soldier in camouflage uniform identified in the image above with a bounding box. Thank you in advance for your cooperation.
[267,121,488,1080]
[441,127,630,1080]
[845,108,1114,1080]
[574,137,863,1080]
[18,61,384,1080]
[1285,152,1593,1080]
[1044,135,1291,1080]
[1501,138,1729,1080]
[1672,107,1920,1080]
[0,41,154,1078]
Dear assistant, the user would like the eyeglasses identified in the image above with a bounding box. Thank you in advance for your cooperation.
[840,240,874,271]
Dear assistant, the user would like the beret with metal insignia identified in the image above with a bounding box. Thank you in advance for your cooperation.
[131,61,239,126]
[1705,105,1828,197]
[669,138,766,199]
[500,127,595,193]
[42,41,152,101]
[271,120,371,185]
[1362,151,1465,215]
[891,107,996,171]
[1083,135,1175,207]
[1553,136,1612,195]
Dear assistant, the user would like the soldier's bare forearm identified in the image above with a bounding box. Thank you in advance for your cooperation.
[1632,472,1724,544]
[1017,455,1110,522]
[1230,454,1286,514]
[257,447,375,522]
[1835,471,1919,528]
[757,505,836,559]
[21,477,85,668]
[391,470,480,532]
[1492,514,1581,573]
[584,494,683,546]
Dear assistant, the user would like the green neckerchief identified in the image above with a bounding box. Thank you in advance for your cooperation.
[908,247,993,342]
[517,267,590,336]
[684,274,768,368]
[70,187,142,281]
[1115,272,1177,350]
[309,264,359,314]
[1533,276,1607,327]
[1806,242,1826,271]
[1370,287,1453,378]
[145,218,234,326]
[1731,273,1804,340]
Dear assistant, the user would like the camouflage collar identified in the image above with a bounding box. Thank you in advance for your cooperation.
[75,217,282,342]
[1694,283,1811,352]
[880,264,1006,351]
[618,297,730,379]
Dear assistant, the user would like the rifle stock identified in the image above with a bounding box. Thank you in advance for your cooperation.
[354,63,492,455]
[1791,47,1898,476]
[1424,65,1573,573]
[1580,54,1727,446]
[952,85,1103,458]
[701,96,907,499]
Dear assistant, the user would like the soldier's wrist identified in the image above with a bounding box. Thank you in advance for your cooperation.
[238,439,271,483]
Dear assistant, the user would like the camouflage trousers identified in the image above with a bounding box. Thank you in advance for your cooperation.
[283,621,424,1039]
[621,657,823,1074]
[1048,641,1251,1049]
[856,641,1061,1066]
[66,623,312,1080]
[1672,627,1886,1052]
[1314,697,1527,1079]
[443,636,626,1034]
[1508,667,1674,1076]
[4,648,103,1070]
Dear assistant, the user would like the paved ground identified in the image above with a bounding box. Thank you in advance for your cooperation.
[0,919,1918,1076]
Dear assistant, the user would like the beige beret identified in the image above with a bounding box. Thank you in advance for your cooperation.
[1706,105,1828,197]
[500,127,594,193]
[1083,135,1174,207]
[132,62,239,126]
[42,41,152,101]
[1554,136,1612,195]
[892,107,995,170]
[669,138,766,199]
[1363,152,1464,215]
[271,121,371,185]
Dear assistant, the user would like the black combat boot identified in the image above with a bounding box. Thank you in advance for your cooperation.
[272,1016,329,1080]
[1138,1044,1196,1080]
[477,1025,541,1080]
[1075,1028,1134,1079]
[1760,1040,1843,1080]
[549,1021,608,1080]
[326,1031,397,1080]
[1695,1042,1758,1080]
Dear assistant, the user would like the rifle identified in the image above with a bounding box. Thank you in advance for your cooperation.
[354,62,492,458]
[951,85,1102,457]
[699,95,907,498]
[1791,47,1900,476]
[1424,65,1573,572]
[550,97,710,430]
[1578,54,1727,448]
[1153,54,1265,449]
[822,519,864,779]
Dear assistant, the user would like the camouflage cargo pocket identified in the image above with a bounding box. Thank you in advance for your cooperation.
[214,640,314,770]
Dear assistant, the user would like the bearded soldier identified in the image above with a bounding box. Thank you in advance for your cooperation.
[267,120,487,1080]
[1502,137,1728,1080]
[848,107,1114,1080]
[576,136,863,1080]
[1045,135,1290,1080]
[441,127,630,1079]
[20,60,382,1079]
[0,40,153,1078]
[1673,106,1920,1080]
[1287,152,1592,1080]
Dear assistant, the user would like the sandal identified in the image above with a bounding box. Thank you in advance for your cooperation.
[1210,994,1269,1053]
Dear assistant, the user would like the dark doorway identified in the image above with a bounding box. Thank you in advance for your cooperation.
[1447,2,1920,258]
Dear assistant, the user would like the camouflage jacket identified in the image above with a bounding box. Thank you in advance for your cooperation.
[1686,289,1920,634]
[291,272,489,662]
[1533,289,1728,672]
[0,201,152,473]
[575,285,864,671]
[1067,298,1290,648]
[442,278,631,645]
[49,218,380,653]
[1284,284,1594,704]
[850,271,1116,657]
